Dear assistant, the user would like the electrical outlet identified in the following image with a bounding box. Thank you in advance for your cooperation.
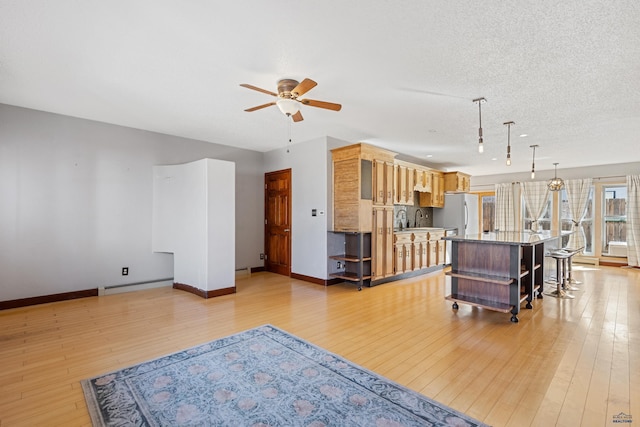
[260,253,265,260]
[337,261,342,269]
[122,267,129,276]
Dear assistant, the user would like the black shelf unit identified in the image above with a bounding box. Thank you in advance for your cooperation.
[329,232,372,291]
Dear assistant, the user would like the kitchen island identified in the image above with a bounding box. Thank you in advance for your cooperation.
[443,230,569,322]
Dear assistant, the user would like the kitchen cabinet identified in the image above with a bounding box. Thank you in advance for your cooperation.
[418,171,444,208]
[394,161,416,206]
[372,206,394,280]
[331,144,396,232]
[412,231,429,270]
[428,229,445,267]
[394,232,412,274]
[373,159,395,206]
[444,171,471,193]
[329,232,371,291]
[414,167,432,192]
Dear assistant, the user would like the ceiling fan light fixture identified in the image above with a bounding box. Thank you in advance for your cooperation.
[548,163,565,191]
[276,98,300,116]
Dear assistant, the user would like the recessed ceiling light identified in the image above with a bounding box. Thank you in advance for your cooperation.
[519,134,528,138]
[426,154,433,158]
[491,157,497,161]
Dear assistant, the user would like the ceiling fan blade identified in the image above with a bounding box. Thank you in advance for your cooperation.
[292,78,317,97]
[240,84,278,97]
[244,102,276,112]
[299,98,342,111]
[291,111,304,122]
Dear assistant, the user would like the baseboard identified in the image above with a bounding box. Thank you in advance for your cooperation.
[99,278,173,296]
[290,272,329,286]
[599,260,629,267]
[173,282,236,299]
[251,266,266,273]
[0,288,99,311]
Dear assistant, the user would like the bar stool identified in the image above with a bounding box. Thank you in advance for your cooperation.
[545,250,574,299]
[564,246,584,287]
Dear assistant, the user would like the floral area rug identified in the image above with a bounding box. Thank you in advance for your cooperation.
[82,324,488,426]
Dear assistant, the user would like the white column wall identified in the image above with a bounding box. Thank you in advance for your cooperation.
[153,159,234,292]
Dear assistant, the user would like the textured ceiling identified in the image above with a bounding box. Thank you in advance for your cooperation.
[1,1,639,176]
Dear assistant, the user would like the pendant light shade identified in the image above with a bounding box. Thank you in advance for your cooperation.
[504,121,514,166]
[473,98,486,153]
[548,162,565,191]
[530,144,538,179]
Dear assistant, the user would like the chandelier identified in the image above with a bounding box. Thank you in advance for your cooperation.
[548,162,565,191]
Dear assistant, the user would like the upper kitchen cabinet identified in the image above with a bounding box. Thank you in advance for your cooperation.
[393,160,415,206]
[418,171,444,208]
[331,143,396,232]
[373,159,395,206]
[443,171,471,193]
[414,167,432,193]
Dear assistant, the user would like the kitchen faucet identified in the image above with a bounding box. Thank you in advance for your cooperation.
[414,209,424,228]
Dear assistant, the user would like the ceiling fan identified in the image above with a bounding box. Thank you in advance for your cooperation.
[240,78,341,122]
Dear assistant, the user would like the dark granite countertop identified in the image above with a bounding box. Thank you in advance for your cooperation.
[443,230,570,246]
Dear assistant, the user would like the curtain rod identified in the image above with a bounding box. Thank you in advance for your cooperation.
[593,175,627,180]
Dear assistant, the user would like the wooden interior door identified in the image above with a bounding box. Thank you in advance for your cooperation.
[264,169,292,276]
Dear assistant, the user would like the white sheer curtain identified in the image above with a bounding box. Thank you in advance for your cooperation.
[564,178,593,250]
[521,181,550,231]
[627,175,640,267]
[495,183,515,231]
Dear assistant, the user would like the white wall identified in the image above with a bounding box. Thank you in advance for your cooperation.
[262,136,353,281]
[0,104,262,301]
[153,159,235,291]
[470,162,639,191]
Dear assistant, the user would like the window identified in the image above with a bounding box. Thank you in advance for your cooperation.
[602,185,627,256]
[560,186,594,255]
[481,194,495,232]
[523,197,552,231]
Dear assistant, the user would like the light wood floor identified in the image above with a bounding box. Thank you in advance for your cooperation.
[1,265,638,426]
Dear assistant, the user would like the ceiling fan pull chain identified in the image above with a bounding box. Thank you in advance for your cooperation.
[287,117,292,153]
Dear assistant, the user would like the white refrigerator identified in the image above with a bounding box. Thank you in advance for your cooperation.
[433,193,480,236]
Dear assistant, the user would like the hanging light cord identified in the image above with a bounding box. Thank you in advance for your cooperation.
[473,98,485,153]
[530,144,538,179]
[504,121,514,166]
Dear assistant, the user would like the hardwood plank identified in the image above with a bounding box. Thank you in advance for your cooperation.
[0,265,638,426]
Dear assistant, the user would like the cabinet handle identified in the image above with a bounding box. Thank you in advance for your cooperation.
[284,229,290,232]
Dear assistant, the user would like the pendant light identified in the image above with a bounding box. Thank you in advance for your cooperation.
[503,121,514,166]
[473,97,486,153]
[548,162,565,191]
[529,145,538,179]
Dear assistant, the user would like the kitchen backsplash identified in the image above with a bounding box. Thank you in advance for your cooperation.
[394,204,433,229]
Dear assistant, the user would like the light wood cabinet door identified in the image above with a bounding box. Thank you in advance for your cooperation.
[444,171,471,193]
[406,167,415,206]
[384,162,394,206]
[374,160,395,206]
[372,207,394,280]
[383,208,394,275]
